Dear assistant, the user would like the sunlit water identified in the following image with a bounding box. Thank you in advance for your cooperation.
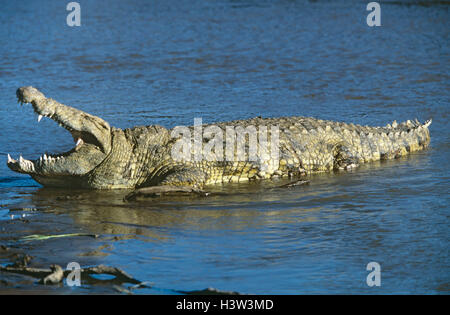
[0,0,448,294]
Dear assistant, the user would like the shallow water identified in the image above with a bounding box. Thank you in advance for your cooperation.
[0,0,449,294]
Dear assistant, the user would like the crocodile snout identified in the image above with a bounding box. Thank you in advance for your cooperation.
[16,86,45,104]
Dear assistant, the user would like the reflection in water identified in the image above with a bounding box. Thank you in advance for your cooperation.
[29,179,323,239]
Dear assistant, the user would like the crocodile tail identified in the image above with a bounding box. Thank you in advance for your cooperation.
[346,118,432,163]
[423,118,432,128]
[419,118,432,148]
[383,118,432,158]
[408,118,431,151]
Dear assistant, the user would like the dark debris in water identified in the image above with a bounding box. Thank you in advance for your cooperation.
[124,178,311,202]
[179,287,241,295]
[123,186,210,201]
[0,263,145,287]
[0,256,242,294]
[277,179,310,188]
[10,253,33,268]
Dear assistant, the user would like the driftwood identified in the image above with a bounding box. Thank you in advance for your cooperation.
[0,264,143,286]
[124,179,309,202]
[277,179,310,188]
[0,263,244,294]
[123,179,309,202]
[124,186,209,201]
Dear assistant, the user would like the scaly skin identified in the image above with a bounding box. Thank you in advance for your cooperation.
[8,86,431,191]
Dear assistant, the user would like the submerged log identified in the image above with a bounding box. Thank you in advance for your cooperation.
[0,264,143,286]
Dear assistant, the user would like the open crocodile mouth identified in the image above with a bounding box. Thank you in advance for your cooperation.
[7,120,86,175]
[7,87,111,176]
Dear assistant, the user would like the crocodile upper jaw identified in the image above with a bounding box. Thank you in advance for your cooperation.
[7,87,110,178]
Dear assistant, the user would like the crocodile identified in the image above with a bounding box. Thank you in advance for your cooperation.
[7,86,431,194]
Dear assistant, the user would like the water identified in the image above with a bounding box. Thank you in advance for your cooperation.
[0,0,448,294]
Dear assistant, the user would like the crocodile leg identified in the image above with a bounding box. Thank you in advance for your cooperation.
[333,144,360,170]
[159,168,207,188]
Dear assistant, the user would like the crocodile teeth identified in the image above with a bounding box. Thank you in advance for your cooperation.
[7,154,12,163]
[18,157,35,172]
[38,115,43,122]
[76,138,83,146]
